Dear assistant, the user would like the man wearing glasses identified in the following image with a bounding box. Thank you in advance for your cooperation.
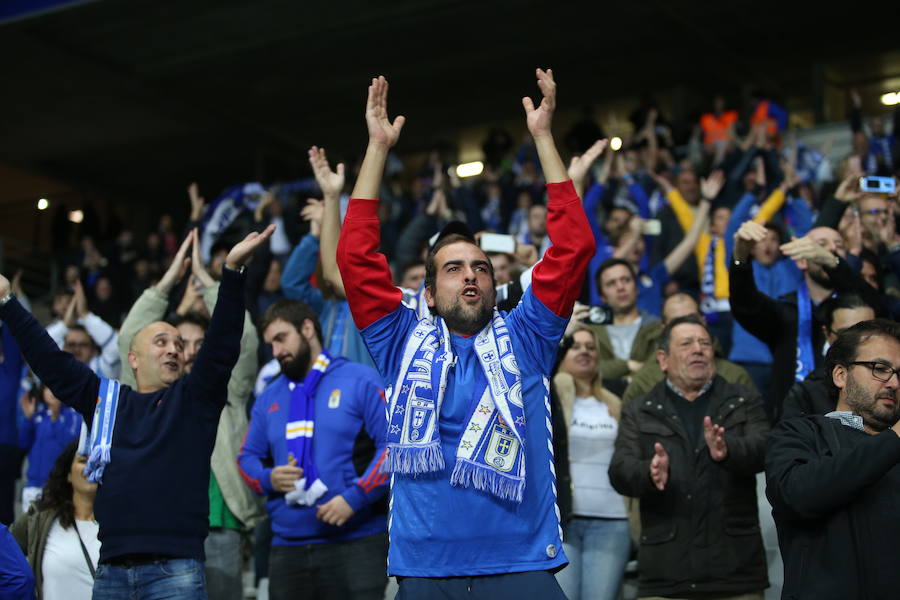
[766,318,900,599]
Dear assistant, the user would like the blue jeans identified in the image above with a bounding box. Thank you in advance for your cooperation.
[556,517,631,600]
[93,558,207,599]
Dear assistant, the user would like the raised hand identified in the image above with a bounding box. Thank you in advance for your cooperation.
[10,270,24,297]
[0,273,9,299]
[522,68,557,139]
[365,76,406,149]
[72,280,89,319]
[700,170,725,200]
[780,235,838,268]
[62,292,78,328]
[650,442,669,491]
[190,228,216,288]
[834,172,863,203]
[301,199,324,238]
[188,182,206,221]
[270,454,303,494]
[703,416,728,461]
[564,303,590,338]
[567,138,608,197]
[156,230,195,294]
[732,220,768,262]
[316,495,355,527]
[20,392,37,420]
[308,146,345,199]
[225,224,276,270]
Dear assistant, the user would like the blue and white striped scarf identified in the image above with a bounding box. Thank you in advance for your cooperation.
[83,378,122,483]
[284,352,331,507]
[382,309,527,503]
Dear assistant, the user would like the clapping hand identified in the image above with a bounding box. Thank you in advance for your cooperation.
[225,224,276,270]
[650,442,669,491]
[365,76,405,149]
[703,416,728,461]
[308,146,345,200]
[522,68,557,139]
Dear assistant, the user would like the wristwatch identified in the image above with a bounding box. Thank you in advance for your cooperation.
[0,292,14,307]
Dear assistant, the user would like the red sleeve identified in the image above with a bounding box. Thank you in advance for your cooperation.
[531,180,596,318]
[336,198,403,329]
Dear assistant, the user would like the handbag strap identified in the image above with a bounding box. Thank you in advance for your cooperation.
[72,521,96,579]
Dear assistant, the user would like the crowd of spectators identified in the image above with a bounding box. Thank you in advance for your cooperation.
[0,77,898,600]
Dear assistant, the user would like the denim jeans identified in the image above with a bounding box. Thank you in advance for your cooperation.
[557,517,631,600]
[269,532,387,600]
[204,529,242,600]
[93,558,207,599]
[396,570,566,599]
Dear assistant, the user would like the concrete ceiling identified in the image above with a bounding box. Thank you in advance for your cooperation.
[1,0,896,212]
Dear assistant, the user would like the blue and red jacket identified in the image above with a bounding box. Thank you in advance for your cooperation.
[237,356,388,546]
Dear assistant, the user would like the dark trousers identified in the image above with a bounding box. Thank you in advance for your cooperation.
[269,532,388,600]
[396,570,567,600]
[0,444,21,525]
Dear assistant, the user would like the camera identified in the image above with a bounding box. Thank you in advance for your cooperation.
[582,305,613,325]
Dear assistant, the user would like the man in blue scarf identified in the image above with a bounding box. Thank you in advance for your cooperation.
[336,70,595,598]
[237,299,389,600]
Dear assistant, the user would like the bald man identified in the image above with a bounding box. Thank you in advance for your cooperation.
[621,293,755,404]
[0,227,273,600]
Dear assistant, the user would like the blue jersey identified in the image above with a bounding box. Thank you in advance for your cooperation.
[19,406,82,488]
[238,357,389,546]
[362,290,567,577]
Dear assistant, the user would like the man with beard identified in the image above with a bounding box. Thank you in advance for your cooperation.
[335,71,594,597]
[0,226,273,599]
[766,319,900,599]
[730,221,882,421]
[118,230,264,600]
[237,299,388,600]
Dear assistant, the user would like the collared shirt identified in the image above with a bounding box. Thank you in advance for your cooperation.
[824,410,866,432]
[665,377,714,399]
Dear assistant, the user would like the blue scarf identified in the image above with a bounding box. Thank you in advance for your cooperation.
[795,281,815,381]
[383,309,528,503]
[284,351,331,506]
[84,378,121,483]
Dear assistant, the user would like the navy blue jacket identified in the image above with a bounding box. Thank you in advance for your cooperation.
[0,268,245,562]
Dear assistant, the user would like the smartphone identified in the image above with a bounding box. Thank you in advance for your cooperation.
[582,305,613,325]
[859,176,896,194]
[480,233,516,254]
[642,219,662,236]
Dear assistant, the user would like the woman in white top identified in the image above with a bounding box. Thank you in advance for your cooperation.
[11,440,100,600]
[554,325,631,600]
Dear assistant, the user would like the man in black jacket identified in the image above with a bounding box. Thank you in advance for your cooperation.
[730,221,882,422]
[766,319,900,600]
[609,315,769,599]
[0,226,273,600]
[781,294,875,421]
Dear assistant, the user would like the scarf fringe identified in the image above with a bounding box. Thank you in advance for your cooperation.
[450,459,525,503]
[85,443,110,484]
[382,441,445,475]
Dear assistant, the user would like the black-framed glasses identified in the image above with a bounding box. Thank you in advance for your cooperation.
[849,361,900,383]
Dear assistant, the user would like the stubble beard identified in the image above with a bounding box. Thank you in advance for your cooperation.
[845,372,900,431]
[438,294,494,336]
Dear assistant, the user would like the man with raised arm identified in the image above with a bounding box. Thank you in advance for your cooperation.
[336,70,594,598]
[0,226,274,600]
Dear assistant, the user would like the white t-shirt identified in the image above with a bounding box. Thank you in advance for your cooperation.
[568,397,627,518]
[42,518,100,600]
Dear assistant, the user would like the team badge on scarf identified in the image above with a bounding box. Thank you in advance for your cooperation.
[382,309,527,503]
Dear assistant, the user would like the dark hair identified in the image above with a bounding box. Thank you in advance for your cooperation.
[400,260,426,280]
[658,314,711,352]
[168,311,210,331]
[824,319,900,401]
[259,299,323,345]
[595,258,636,290]
[424,233,494,292]
[35,441,79,528]
[64,325,96,351]
[817,294,873,332]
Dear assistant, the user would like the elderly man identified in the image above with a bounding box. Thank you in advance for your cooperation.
[0,226,273,600]
[766,319,900,599]
[730,221,883,421]
[336,70,594,598]
[609,315,770,600]
[621,293,755,404]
